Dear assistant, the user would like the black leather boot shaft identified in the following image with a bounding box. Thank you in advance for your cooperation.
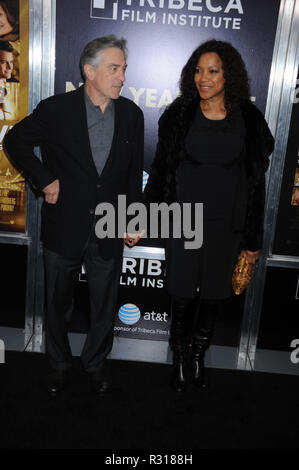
[192,332,209,389]
[191,299,219,389]
[170,299,192,392]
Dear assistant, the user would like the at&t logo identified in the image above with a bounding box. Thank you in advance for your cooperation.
[142,171,149,192]
[118,303,141,325]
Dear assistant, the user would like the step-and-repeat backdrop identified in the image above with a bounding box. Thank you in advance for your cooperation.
[259,69,299,354]
[274,67,299,257]
[53,0,282,344]
[55,0,280,169]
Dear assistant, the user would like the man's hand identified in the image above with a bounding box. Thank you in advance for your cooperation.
[124,230,145,247]
[291,188,299,206]
[43,179,60,204]
[239,249,260,265]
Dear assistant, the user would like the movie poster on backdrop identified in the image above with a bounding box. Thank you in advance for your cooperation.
[273,68,299,257]
[0,0,28,233]
[56,0,281,341]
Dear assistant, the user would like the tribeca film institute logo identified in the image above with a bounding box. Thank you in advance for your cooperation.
[90,0,245,29]
[91,0,118,19]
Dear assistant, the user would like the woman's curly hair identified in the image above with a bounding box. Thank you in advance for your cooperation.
[179,40,250,112]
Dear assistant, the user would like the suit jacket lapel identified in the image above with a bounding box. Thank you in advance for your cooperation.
[70,85,99,179]
[98,97,120,182]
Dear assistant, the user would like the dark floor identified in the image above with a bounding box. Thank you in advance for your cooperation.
[0,350,298,450]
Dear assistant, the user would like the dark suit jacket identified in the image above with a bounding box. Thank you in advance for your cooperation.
[4,85,144,258]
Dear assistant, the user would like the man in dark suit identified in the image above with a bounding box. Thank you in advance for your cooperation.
[4,35,144,394]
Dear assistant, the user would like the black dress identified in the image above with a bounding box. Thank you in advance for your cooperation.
[165,104,246,300]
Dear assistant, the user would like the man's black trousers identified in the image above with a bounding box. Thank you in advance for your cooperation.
[43,240,121,373]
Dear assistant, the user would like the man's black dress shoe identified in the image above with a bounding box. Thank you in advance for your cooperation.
[90,370,109,395]
[47,370,68,395]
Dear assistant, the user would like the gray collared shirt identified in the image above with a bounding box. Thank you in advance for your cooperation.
[84,88,115,177]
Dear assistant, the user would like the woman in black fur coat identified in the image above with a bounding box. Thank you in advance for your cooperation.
[144,40,274,392]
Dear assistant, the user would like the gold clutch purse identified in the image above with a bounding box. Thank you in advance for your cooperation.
[232,252,254,295]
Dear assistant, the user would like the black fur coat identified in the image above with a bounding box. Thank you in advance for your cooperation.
[144,97,274,251]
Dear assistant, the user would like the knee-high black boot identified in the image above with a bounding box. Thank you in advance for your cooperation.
[169,298,192,393]
[191,299,219,389]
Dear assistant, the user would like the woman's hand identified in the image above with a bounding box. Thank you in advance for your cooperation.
[239,249,260,265]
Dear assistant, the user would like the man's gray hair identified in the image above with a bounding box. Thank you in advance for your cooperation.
[80,35,127,79]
